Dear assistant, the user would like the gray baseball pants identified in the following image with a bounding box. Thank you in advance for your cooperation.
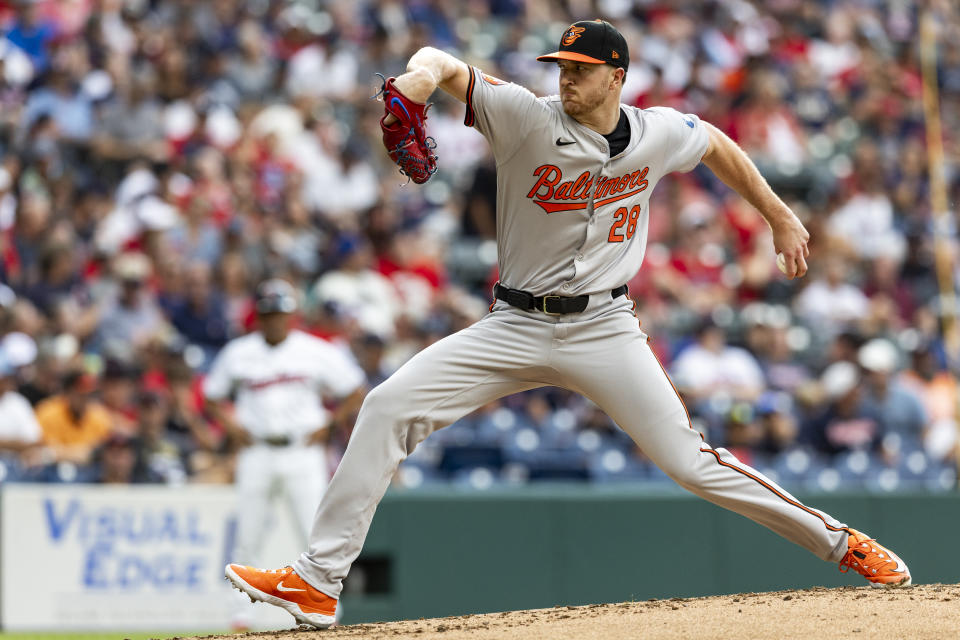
[294,295,850,598]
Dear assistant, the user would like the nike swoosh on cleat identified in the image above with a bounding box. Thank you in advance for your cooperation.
[890,554,908,574]
[556,138,576,146]
[277,581,307,593]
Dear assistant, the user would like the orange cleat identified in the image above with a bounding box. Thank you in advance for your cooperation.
[839,529,912,588]
[225,564,337,628]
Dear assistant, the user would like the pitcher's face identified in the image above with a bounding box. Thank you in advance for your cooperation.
[557,61,619,119]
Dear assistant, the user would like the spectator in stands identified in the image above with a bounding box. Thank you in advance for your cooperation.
[312,234,401,338]
[351,332,389,388]
[34,241,99,341]
[793,256,871,336]
[803,361,882,457]
[20,66,93,142]
[224,19,279,104]
[168,261,229,366]
[4,0,57,75]
[827,142,906,261]
[165,361,218,453]
[900,341,959,463]
[99,359,137,435]
[857,339,928,452]
[734,70,809,183]
[671,318,765,405]
[92,70,168,163]
[95,252,167,360]
[136,391,190,484]
[165,195,224,266]
[217,251,255,336]
[35,369,112,464]
[91,431,152,484]
[754,391,800,456]
[722,402,763,466]
[8,189,53,288]
[13,347,63,406]
[0,352,41,461]
[824,330,865,367]
[863,254,918,326]
[743,305,811,392]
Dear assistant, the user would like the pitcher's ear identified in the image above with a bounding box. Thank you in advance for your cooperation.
[612,66,625,88]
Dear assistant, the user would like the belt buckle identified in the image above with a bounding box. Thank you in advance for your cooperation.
[541,295,563,315]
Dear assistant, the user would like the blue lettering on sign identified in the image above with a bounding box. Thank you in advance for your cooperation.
[97,508,118,540]
[42,498,211,546]
[82,545,208,590]
[188,511,207,544]
[186,556,203,588]
[44,497,80,541]
[124,510,151,542]
[118,554,143,589]
[221,514,238,570]
[83,541,112,588]
[42,496,215,591]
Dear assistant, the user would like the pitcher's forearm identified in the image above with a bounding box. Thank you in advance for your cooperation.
[701,122,809,277]
[387,47,470,113]
[701,123,792,228]
[392,66,440,104]
[395,48,454,100]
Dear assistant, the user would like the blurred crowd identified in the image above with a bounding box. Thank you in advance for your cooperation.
[0,0,958,492]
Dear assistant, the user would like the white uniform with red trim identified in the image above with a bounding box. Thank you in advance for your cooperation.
[292,68,851,599]
[203,330,365,583]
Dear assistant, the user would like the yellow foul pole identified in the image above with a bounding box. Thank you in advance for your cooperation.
[919,9,960,486]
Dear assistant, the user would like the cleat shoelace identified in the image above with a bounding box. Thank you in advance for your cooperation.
[839,538,897,579]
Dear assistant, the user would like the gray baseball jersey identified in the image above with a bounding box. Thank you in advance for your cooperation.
[291,68,853,599]
[464,67,707,296]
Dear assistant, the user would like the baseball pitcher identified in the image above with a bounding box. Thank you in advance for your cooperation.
[226,22,911,628]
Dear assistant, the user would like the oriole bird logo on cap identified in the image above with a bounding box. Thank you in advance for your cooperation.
[562,26,585,46]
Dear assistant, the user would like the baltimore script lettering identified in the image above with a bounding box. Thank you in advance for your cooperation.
[525,164,649,214]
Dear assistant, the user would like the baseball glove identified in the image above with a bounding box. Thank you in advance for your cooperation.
[375,73,438,184]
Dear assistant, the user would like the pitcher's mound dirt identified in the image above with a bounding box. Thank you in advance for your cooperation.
[192,583,960,640]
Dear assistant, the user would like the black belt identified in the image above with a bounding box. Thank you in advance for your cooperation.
[260,435,293,447]
[494,283,628,315]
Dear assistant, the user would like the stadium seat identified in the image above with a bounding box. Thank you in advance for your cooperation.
[588,447,650,483]
[450,467,500,490]
[438,444,504,476]
[395,461,445,488]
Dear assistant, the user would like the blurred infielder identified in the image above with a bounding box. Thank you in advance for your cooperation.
[226,22,911,628]
[204,279,365,626]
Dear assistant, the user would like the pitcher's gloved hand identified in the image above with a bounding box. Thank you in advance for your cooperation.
[376,73,438,184]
